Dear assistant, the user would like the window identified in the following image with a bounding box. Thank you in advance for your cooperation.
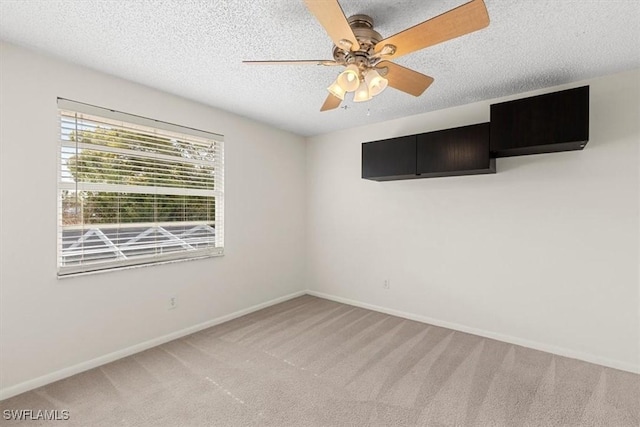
[57,99,224,276]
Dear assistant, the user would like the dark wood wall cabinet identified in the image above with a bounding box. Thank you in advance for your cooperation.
[362,123,494,181]
[490,86,589,157]
[361,135,417,181]
[417,123,494,178]
[362,86,589,182]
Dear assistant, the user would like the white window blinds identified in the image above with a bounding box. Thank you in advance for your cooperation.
[57,99,224,276]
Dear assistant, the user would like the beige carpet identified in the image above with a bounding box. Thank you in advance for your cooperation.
[1,295,639,426]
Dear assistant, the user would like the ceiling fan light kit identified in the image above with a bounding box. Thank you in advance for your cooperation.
[244,0,490,111]
[327,80,346,101]
[353,80,372,103]
[336,64,361,92]
[364,69,388,97]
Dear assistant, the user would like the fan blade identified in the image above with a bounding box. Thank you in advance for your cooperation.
[243,60,341,66]
[374,0,489,60]
[376,61,434,97]
[304,0,360,51]
[320,93,342,111]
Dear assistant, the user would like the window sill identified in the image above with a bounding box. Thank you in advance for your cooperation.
[57,250,224,279]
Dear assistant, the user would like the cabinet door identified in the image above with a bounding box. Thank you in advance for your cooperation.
[417,123,494,178]
[362,135,416,181]
[490,86,589,157]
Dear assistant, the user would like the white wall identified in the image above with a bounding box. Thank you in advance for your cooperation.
[306,69,640,373]
[0,42,307,396]
[1,40,638,401]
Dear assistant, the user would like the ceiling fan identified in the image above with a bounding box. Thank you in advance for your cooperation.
[244,0,490,111]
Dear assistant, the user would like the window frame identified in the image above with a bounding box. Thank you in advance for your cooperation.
[56,98,224,277]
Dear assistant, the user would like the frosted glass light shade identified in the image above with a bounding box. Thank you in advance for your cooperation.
[353,80,372,102]
[336,64,360,92]
[365,69,388,97]
[327,79,346,100]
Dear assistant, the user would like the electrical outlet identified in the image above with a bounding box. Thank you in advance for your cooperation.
[383,279,390,289]
[168,296,178,310]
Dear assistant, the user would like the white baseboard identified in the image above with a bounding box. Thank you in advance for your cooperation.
[0,290,306,401]
[306,290,640,375]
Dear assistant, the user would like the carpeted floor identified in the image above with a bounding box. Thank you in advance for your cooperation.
[1,295,639,426]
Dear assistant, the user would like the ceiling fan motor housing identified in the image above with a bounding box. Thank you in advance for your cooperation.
[332,14,381,69]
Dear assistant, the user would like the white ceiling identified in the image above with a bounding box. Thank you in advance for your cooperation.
[1,1,639,136]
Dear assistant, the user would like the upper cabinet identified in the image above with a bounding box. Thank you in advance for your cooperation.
[490,86,589,157]
[362,86,589,182]
[361,135,417,181]
[362,123,494,181]
[417,123,494,178]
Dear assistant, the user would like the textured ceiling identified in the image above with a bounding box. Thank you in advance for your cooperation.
[1,0,639,136]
